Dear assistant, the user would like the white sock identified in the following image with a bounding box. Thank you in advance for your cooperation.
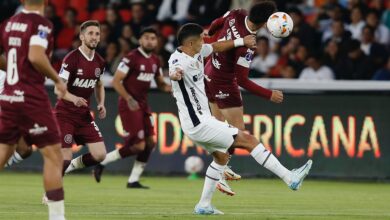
[4,152,23,167]
[65,156,84,174]
[251,143,292,185]
[101,149,122,166]
[128,160,146,183]
[47,200,65,220]
[198,161,226,207]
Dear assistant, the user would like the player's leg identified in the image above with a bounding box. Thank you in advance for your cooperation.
[0,143,17,169]
[55,115,75,175]
[4,138,32,167]
[65,141,106,174]
[232,130,312,190]
[61,148,72,175]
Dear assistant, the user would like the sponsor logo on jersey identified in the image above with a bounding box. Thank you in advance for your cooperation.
[5,22,28,33]
[0,90,25,103]
[230,25,241,39]
[29,123,48,135]
[212,57,221,69]
[140,65,145,71]
[190,87,202,114]
[138,130,145,139]
[8,37,21,47]
[137,72,155,82]
[64,134,73,144]
[215,90,230,99]
[77,69,83,75]
[229,19,235,27]
[73,78,97,88]
[192,72,204,82]
[152,64,157,73]
[95,68,101,78]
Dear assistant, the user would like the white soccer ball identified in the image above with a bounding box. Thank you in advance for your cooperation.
[184,156,204,174]
[266,12,294,38]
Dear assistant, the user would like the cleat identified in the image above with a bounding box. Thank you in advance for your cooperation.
[216,178,235,196]
[194,204,224,215]
[126,181,150,189]
[93,164,105,183]
[223,166,241,181]
[42,194,48,205]
[289,159,313,191]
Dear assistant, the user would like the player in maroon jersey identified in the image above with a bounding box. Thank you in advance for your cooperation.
[0,0,67,219]
[93,27,171,188]
[204,2,283,195]
[54,20,108,175]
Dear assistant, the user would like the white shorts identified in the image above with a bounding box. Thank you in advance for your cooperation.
[182,116,239,153]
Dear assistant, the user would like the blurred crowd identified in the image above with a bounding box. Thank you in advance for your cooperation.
[1,0,390,80]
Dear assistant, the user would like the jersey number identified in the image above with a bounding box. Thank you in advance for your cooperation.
[6,48,19,85]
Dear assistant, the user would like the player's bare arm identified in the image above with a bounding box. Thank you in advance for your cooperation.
[211,35,256,53]
[29,45,67,99]
[95,80,106,119]
[112,70,140,111]
[155,75,172,92]
[270,90,283,103]
[169,67,184,81]
[54,79,88,107]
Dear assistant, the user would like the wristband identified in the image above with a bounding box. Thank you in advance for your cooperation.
[234,38,244,47]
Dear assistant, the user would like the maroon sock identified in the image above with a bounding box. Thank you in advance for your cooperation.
[119,145,143,158]
[228,147,235,155]
[62,160,71,176]
[46,188,64,201]
[81,153,100,167]
[136,145,155,163]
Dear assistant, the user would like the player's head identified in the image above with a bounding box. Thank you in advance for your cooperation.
[22,0,47,6]
[139,27,158,53]
[249,1,277,29]
[177,23,204,54]
[79,20,101,50]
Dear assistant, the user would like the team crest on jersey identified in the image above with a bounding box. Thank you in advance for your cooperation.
[138,130,145,139]
[95,68,101,77]
[77,69,83,75]
[64,134,73,144]
[152,64,157,73]
[140,65,145,71]
[229,19,235,27]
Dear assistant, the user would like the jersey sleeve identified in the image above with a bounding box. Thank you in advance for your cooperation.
[59,54,75,81]
[168,56,184,76]
[29,19,53,51]
[200,44,213,58]
[116,55,132,74]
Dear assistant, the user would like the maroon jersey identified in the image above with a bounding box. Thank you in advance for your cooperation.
[55,48,105,117]
[0,10,54,100]
[116,47,162,108]
[205,9,272,99]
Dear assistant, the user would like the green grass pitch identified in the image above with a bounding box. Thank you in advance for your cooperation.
[0,172,389,220]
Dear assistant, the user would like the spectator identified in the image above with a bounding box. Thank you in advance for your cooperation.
[360,25,388,69]
[299,53,335,81]
[96,22,112,57]
[56,8,78,50]
[250,36,278,78]
[288,7,320,49]
[323,40,344,79]
[372,57,390,80]
[120,24,139,49]
[339,40,375,79]
[347,7,365,40]
[105,41,120,75]
[323,20,352,56]
[105,7,123,39]
[288,45,308,78]
[366,10,390,45]
[187,0,231,26]
[157,0,191,24]
[130,2,152,37]
[44,4,63,38]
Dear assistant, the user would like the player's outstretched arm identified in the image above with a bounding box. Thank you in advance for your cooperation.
[95,80,106,119]
[211,35,256,53]
[112,70,139,111]
[29,45,67,98]
[155,75,172,92]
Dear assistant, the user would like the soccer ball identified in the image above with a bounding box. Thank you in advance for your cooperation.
[266,12,294,38]
[184,156,204,174]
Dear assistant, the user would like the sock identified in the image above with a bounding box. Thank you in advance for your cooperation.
[101,149,122,166]
[62,160,71,176]
[128,160,146,183]
[251,143,292,184]
[119,145,143,158]
[198,161,226,207]
[46,188,65,220]
[4,152,23,167]
[135,145,154,163]
[65,156,84,174]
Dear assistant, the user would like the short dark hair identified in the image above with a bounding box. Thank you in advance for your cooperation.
[347,40,361,52]
[25,0,44,5]
[177,23,203,45]
[140,26,158,37]
[249,1,277,24]
[80,20,100,33]
[256,36,269,43]
[362,25,375,35]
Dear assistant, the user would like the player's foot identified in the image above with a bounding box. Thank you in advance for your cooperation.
[126,181,150,189]
[194,204,224,215]
[216,178,235,196]
[288,159,313,191]
[223,166,241,181]
[93,164,105,183]
[42,193,48,205]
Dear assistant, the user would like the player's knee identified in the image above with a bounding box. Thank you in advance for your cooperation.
[92,151,106,162]
[41,144,63,166]
[134,141,146,153]
[234,131,259,151]
[212,151,229,165]
[17,145,32,159]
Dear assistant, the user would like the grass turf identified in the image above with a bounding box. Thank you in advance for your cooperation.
[0,172,389,220]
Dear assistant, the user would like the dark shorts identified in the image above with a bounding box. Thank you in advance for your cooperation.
[0,98,61,148]
[205,78,243,109]
[56,113,103,148]
[119,103,154,148]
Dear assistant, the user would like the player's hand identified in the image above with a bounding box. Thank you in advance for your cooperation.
[127,98,140,111]
[164,85,172,93]
[73,96,88,107]
[270,90,284,104]
[97,104,106,119]
[243,35,257,49]
[169,68,183,81]
[55,80,67,100]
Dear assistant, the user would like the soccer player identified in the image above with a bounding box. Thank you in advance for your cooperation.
[93,27,171,188]
[0,0,67,219]
[54,20,107,175]
[204,1,283,194]
[169,23,312,215]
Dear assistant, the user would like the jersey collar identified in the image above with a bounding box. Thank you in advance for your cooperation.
[78,47,95,61]
[245,16,257,34]
[21,9,41,15]
[138,47,152,58]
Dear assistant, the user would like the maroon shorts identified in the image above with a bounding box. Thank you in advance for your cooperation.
[205,78,243,109]
[119,103,154,147]
[56,113,103,148]
[0,98,61,148]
